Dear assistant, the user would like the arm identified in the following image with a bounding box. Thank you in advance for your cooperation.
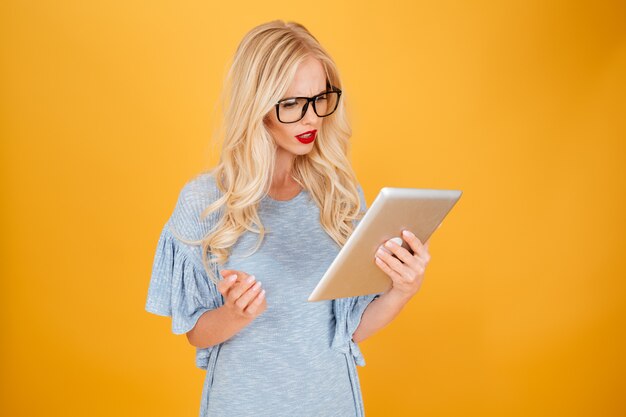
[351,289,412,344]
[187,270,267,349]
[186,304,254,349]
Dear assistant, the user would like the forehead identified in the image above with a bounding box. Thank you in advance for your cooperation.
[285,57,327,96]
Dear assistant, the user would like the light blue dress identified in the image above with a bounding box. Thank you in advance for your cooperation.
[145,172,382,417]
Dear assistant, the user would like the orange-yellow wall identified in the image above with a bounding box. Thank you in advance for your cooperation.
[1,1,624,416]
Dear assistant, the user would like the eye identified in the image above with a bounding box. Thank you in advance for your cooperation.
[315,94,328,101]
[280,99,297,108]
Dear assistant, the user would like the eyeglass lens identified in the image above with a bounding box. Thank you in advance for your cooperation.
[278,91,339,123]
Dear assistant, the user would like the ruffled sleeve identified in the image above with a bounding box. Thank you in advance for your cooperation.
[331,182,384,366]
[144,173,225,369]
[144,220,223,335]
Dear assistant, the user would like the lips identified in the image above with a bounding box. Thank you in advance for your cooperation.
[295,130,317,144]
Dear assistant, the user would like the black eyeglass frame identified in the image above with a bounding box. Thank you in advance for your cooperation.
[274,87,343,124]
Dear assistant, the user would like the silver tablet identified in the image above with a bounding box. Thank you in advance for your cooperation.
[308,187,462,302]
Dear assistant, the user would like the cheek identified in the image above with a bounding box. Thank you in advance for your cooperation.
[266,115,289,140]
[270,124,294,143]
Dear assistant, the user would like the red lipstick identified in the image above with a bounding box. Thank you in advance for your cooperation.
[295,130,317,144]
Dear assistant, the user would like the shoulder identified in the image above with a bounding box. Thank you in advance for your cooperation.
[181,170,221,204]
[168,170,223,241]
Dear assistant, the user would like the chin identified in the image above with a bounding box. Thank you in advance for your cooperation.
[295,143,315,154]
[280,142,313,154]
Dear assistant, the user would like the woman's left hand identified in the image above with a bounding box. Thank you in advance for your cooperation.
[374,229,431,298]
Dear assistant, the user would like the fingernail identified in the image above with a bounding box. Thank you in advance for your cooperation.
[253,281,262,289]
[246,275,256,283]
[227,274,237,281]
[378,246,392,255]
[402,230,413,237]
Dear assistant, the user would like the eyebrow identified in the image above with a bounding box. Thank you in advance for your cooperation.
[284,88,327,98]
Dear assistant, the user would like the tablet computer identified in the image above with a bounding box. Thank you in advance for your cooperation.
[308,187,462,302]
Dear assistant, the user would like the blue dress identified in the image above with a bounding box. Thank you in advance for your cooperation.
[145,172,382,417]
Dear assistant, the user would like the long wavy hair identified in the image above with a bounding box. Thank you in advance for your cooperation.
[175,20,364,285]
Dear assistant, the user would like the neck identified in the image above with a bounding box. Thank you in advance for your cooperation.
[272,147,297,187]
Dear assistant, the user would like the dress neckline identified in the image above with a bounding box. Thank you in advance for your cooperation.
[264,188,306,204]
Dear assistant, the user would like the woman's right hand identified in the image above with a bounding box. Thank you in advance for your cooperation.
[218,269,267,320]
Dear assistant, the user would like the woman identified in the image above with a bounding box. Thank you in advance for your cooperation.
[145,20,431,417]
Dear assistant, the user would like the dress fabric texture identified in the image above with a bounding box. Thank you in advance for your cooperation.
[145,172,382,417]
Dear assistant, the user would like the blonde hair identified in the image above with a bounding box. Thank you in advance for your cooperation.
[174,20,364,285]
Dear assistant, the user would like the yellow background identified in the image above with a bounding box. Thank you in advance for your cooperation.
[1,1,624,416]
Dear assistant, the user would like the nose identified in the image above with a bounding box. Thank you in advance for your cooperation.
[301,101,318,125]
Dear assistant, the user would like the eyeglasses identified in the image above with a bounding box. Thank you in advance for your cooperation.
[274,88,342,124]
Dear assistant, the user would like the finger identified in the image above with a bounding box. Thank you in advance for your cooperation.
[219,269,253,297]
[375,255,404,284]
[414,256,427,272]
[401,230,423,256]
[217,269,247,297]
[221,269,252,279]
[235,280,263,310]
[220,269,237,278]
[244,288,266,315]
[415,242,431,262]
[228,275,257,303]
[217,272,238,294]
[376,246,413,281]
[383,239,419,268]
[219,269,240,287]
[421,242,431,263]
[221,269,251,283]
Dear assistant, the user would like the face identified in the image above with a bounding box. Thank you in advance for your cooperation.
[264,56,327,158]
